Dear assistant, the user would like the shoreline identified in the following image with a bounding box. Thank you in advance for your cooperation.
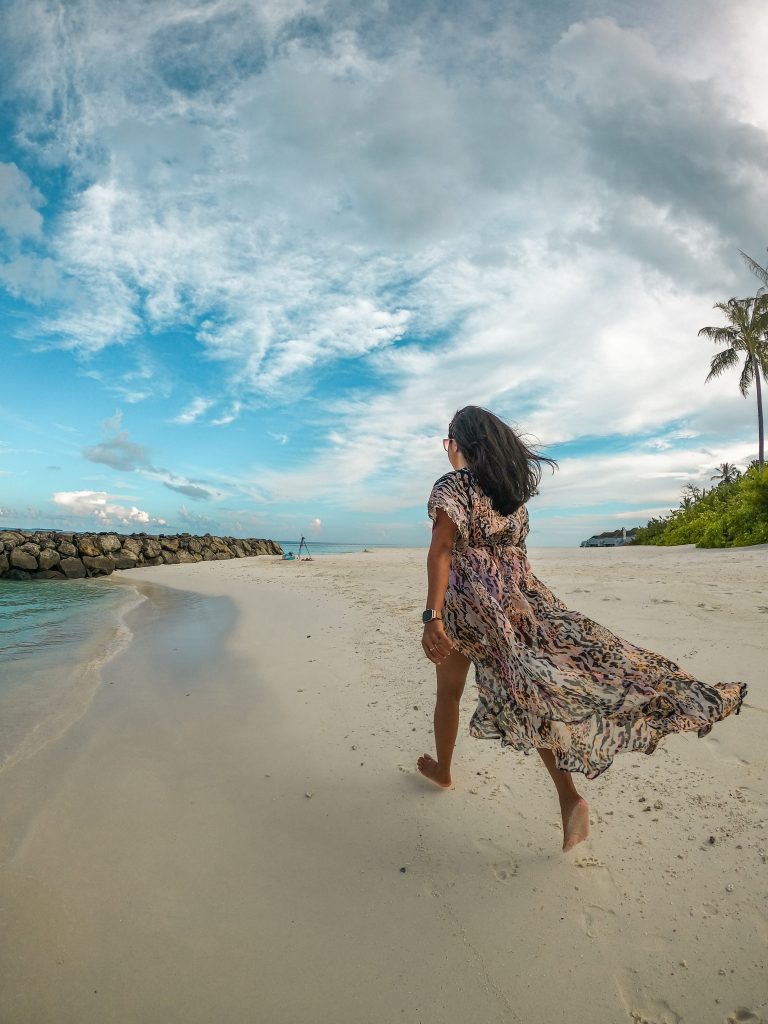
[0,547,765,1023]
[0,577,147,777]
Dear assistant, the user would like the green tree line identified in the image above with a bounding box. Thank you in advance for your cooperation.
[632,248,768,548]
[631,460,768,547]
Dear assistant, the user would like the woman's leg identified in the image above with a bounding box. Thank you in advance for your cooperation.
[536,748,590,852]
[417,648,471,788]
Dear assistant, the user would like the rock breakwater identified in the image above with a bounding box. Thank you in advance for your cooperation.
[0,530,283,581]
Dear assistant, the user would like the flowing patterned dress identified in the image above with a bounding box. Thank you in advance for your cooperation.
[428,468,747,779]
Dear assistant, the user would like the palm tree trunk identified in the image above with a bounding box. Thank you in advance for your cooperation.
[756,356,765,468]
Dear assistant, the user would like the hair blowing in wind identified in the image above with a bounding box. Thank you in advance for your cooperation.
[448,405,558,515]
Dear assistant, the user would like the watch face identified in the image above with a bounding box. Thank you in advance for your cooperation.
[422,610,434,623]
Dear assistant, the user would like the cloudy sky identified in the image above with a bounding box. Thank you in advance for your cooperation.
[1,0,766,546]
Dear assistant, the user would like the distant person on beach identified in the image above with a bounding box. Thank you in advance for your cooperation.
[417,405,747,852]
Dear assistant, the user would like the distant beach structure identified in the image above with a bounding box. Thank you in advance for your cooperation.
[579,527,639,547]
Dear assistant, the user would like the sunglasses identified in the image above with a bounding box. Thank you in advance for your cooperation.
[442,437,454,452]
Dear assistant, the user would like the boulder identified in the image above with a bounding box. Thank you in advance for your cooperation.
[188,538,202,554]
[112,552,139,569]
[82,555,116,577]
[161,552,180,564]
[98,533,122,554]
[176,550,196,563]
[56,540,78,557]
[19,542,41,557]
[122,537,143,556]
[0,553,8,574]
[0,531,25,549]
[10,548,38,572]
[38,548,61,571]
[36,570,66,580]
[5,568,32,580]
[60,557,87,579]
[78,535,101,557]
[143,538,162,558]
[160,536,180,551]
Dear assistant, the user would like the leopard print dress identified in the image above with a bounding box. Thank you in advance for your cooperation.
[428,467,747,779]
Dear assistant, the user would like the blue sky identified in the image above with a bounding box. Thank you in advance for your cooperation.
[1,0,766,547]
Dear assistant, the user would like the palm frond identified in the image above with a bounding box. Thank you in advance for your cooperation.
[698,325,739,346]
[738,355,755,397]
[739,249,768,289]
[712,300,732,314]
[705,346,740,383]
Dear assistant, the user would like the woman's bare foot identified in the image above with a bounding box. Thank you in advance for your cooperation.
[561,796,590,852]
[416,753,453,789]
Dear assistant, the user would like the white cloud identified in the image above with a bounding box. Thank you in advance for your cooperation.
[0,162,44,240]
[52,489,164,525]
[101,409,123,434]
[173,397,215,425]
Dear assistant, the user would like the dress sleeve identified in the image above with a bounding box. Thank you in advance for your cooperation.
[518,505,530,553]
[427,473,470,540]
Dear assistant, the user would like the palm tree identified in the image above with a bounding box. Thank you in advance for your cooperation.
[710,462,741,485]
[698,294,768,469]
[682,483,703,501]
[738,248,768,469]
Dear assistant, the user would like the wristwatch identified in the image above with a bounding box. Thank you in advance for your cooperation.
[422,609,442,624]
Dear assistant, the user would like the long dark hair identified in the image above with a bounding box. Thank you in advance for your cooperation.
[449,405,558,515]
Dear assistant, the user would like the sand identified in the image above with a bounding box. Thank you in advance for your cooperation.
[0,544,766,1024]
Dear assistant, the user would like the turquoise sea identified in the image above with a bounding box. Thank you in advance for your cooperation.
[275,540,400,555]
[0,577,142,772]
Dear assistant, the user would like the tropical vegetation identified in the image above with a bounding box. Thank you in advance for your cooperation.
[631,461,768,547]
[632,248,768,547]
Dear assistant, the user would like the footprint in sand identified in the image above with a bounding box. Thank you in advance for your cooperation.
[627,1010,681,1024]
[475,838,519,882]
[581,904,617,939]
[651,598,674,604]
[725,1011,764,1024]
[575,855,606,868]
[491,860,519,882]
[573,855,621,912]
[615,971,683,1024]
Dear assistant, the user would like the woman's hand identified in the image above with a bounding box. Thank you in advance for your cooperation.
[422,619,453,664]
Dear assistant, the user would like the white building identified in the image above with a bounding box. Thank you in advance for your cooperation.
[580,527,639,547]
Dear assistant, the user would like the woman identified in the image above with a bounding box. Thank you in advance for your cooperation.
[417,405,747,852]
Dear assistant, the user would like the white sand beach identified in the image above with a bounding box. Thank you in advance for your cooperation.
[0,545,766,1024]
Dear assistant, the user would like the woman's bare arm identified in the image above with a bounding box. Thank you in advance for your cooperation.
[422,509,457,663]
